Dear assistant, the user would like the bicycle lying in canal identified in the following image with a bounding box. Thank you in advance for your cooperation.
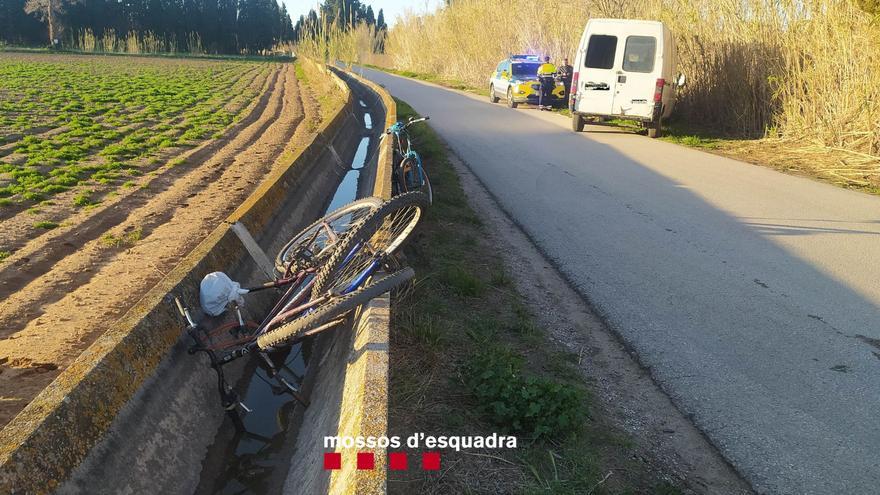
[387,116,433,204]
[174,192,429,414]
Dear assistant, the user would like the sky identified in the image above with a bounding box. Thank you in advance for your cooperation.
[283,0,444,27]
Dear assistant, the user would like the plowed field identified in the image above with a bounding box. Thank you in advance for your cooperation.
[0,52,341,427]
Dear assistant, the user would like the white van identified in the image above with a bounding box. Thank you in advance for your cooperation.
[570,19,684,137]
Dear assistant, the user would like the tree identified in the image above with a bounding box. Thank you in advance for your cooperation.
[279,3,294,42]
[376,8,385,30]
[217,0,237,52]
[1,0,44,45]
[375,8,386,52]
[24,0,79,45]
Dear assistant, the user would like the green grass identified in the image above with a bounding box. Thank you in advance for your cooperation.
[33,220,59,229]
[72,190,93,207]
[0,250,11,261]
[662,133,721,148]
[294,61,306,80]
[659,123,725,148]
[0,52,269,206]
[100,227,142,248]
[388,98,682,494]
[0,46,294,63]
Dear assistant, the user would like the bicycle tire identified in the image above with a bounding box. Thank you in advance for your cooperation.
[312,191,428,295]
[257,267,414,349]
[397,157,433,205]
[274,197,382,274]
[421,167,433,205]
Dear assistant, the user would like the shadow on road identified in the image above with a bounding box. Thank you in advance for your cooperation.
[362,66,880,495]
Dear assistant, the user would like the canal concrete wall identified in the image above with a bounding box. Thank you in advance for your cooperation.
[0,59,395,494]
[281,68,396,495]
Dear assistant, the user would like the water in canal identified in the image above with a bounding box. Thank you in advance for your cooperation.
[194,113,374,494]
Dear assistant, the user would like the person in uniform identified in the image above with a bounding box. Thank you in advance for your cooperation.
[536,56,557,110]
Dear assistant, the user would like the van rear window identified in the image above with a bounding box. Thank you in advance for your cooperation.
[623,36,656,73]
[585,35,617,69]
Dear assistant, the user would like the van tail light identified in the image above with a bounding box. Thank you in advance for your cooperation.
[570,71,580,108]
[653,78,666,103]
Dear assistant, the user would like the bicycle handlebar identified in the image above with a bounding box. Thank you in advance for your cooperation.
[386,116,431,134]
[174,297,197,328]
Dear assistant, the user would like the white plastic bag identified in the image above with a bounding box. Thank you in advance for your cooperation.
[199,272,249,316]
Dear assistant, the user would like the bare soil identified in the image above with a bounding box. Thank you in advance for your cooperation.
[0,61,335,428]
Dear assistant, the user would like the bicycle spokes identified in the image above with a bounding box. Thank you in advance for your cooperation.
[332,206,419,294]
[323,245,382,295]
[276,198,380,273]
[375,202,422,254]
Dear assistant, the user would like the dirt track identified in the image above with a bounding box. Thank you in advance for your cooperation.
[0,61,331,428]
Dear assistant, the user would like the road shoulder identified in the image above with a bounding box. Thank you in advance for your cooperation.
[444,130,753,494]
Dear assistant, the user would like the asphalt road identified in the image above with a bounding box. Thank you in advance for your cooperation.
[361,67,880,494]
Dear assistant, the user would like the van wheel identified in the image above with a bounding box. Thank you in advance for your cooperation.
[572,114,585,132]
[507,88,518,108]
[489,85,499,103]
[647,119,662,138]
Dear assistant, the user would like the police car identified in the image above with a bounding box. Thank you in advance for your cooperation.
[487,54,565,108]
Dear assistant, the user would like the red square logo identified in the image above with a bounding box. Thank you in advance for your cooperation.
[422,452,441,471]
[323,452,341,470]
[357,452,375,470]
[388,452,408,470]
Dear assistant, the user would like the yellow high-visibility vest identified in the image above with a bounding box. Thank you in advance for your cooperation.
[537,63,557,76]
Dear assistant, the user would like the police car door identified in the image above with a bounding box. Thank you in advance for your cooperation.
[491,61,506,97]
[576,34,618,115]
[498,60,512,94]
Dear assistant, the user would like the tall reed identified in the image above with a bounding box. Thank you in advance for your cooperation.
[387,0,880,156]
[294,15,384,68]
[70,29,205,56]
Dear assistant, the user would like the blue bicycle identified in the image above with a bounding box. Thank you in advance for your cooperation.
[387,116,433,204]
[175,192,429,412]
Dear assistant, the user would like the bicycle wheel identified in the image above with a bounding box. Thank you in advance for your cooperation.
[312,192,428,295]
[421,168,433,205]
[275,197,382,274]
[257,267,414,349]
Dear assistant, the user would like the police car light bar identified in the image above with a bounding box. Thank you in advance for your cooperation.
[510,54,540,61]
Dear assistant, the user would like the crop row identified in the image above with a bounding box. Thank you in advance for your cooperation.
[0,55,273,206]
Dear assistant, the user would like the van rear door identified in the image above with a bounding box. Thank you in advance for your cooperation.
[613,34,660,119]
[576,33,619,115]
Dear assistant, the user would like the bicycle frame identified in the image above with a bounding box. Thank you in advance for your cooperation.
[388,117,427,155]
[182,236,387,378]
[179,189,410,413]
[401,151,426,186]
[388,117,429,190]
[278,214,347,275]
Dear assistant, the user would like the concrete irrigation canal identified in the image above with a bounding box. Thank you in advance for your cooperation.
[0,64,397,495]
